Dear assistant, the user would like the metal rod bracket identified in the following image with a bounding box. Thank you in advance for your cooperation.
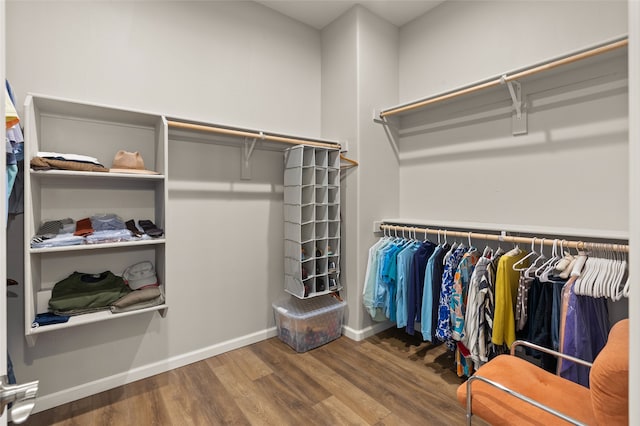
[241,135,260,180]
[500,76,528,136]
[373,108,386,124]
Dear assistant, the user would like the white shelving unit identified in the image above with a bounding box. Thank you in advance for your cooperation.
[23,94,168,340]
[284,145,341,298]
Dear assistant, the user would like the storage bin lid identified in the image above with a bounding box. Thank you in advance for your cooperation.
[273,295,345,319]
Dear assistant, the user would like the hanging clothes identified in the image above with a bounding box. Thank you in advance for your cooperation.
[451,248,480,376]
[379,237,408,322]
[559,280,609,387]
[420,244,447,341]
[491,249,528,348]
[5,80,24,219]
[364,226,625,382]
[435,245,466,347]
[363,236,391,321]
[525,277,558,372]
[461,252,498,369]
[406,240,435,335]
[396,241,421,329]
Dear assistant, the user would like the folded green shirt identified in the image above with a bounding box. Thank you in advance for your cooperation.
[49,271,131,313]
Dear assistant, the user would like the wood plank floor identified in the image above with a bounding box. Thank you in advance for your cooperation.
[23,328,487,425]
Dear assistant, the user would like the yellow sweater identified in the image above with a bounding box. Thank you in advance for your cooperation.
[492,251,528,347]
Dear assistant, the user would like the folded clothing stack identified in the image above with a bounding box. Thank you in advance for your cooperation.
[30,215,164,248]
[31,151,109,173]
[42,261,164,322]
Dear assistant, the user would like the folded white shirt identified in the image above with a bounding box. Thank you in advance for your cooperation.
[37,151,101,165]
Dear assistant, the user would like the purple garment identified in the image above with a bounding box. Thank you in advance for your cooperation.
[559,284,609,387]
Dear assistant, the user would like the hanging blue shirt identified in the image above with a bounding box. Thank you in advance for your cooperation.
[421,246,443,341]
[395,241,420,329]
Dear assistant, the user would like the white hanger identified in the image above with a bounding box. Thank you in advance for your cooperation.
[539,239,563,282]
[596,243,613,298]
[513,238,538,272]
[578,244,597,296]
[579,243,601,297]
[466,232,475,252]
[599,244,615,298]
[443,230,459,265]
[585,244,602,297]
[622,275,631,298]
[609,245,627,301]
[573,245,590,296]
[524,239,547,279]
[570,243,589,278]
[482,243,493,258]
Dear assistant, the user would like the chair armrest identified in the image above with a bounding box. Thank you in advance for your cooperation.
[465,375,588,426]
[510,340,593,368]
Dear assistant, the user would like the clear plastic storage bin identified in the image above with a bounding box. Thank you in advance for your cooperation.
[273,295,345,352]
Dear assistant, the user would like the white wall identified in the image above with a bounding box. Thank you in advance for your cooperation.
[5,1,322,410]
[6,1,320,135]
[396,1,629,235]
[321,6,399,335]
[400,0,628,101]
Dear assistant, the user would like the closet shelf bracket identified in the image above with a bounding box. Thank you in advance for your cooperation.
[241,135,261,180]
[500,75,528,136]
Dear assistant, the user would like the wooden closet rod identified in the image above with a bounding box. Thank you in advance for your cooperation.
[380,37,628,118]
[379,224,629,253]
[167,120,342,150]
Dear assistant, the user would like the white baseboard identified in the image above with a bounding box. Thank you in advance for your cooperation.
[342,321,394,341]
[30,327,279,414]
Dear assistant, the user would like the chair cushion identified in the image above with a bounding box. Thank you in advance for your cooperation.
[590,319,628,426]
[457,355,596,426]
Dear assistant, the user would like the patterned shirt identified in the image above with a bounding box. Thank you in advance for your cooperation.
[436,245,466,346]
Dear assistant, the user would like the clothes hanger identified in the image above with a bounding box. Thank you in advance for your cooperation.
[554,240,573,272]
[577,243,597,296]
[596,243,613,298]
[482,241,493,259]
[466,232,475,253]
[443,230,459,265]
[524,238,547,279]
[599,243,616,298]
[614,247,628,300]
[513,238,537,272]
[579,243,601,297]
[608,244,626,300]
[573,243,591,295]
[584,243,601,297]
[538,239,562,282]
[570,242,589,278]
[622,275,631,298]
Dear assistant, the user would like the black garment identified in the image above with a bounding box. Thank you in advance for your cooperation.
[526,278,556,372]
[406,241,435,335]
[430,244,449,340]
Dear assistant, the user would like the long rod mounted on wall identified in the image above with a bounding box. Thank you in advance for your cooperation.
[167,120,342,149]
[378,36,628,119]
[379,223,629,253]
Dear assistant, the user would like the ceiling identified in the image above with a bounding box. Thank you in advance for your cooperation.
[256,1,444,29]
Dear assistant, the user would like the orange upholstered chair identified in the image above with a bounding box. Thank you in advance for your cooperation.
[457,319,629,425]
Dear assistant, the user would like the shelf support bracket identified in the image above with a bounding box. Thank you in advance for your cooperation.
[241,135,260,180]
[500,75,528,136]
